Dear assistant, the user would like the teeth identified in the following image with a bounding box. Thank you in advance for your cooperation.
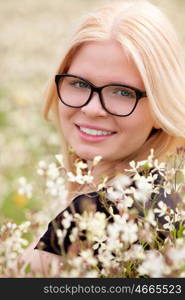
[79,126,113,136]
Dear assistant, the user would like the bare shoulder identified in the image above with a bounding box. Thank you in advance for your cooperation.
[17,239,62,276]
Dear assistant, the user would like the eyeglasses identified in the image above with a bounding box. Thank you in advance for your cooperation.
[55,74,147,117]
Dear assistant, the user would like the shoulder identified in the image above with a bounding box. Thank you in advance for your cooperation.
[18,241,62,275]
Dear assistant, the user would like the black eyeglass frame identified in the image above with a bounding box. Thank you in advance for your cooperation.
[55,73,147,117]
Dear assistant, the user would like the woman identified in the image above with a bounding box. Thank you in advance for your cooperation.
[20,0,185,273]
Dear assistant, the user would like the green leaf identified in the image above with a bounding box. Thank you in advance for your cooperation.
[24,263,31,274]
[177,225,185,238]
[175,171,184,184]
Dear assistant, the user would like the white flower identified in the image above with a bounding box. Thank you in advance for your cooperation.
[92,155,102,166]
[106,187,123,201]
[127,160,138,173]
[97,176,109,191]
[175,207,185,222]
[147,148,154,163]
[153,160,166,173]
[138,250,166,277]
[124,244,145,261]
[17,177,32,198]
[97,248,116,268]
[163,215,175,230]
[133,175,158,204]
[154,201,168,217]
[5,222,17,230]
[60,269,81,278]
[106,174,132,206]
[93,236,107,250]
[146,210,157,227]
[180,271,185,278]
[75,211,107,241]
[121,220,138,244]
[106,236,123,252]
[67,249,98,273]
[126,155,152,174]
[82,172,94,184]
[47,163,60,180]
[130,160,137,168]
[162,181,173,196]
[19,221,31,231]
[69,256,84,269]
[37,160,47,175]
[56,229,64,239]
[55,154,64,166]
[67,172,77,182]
[112,174,132,191]
[67,171,93,185]
[0,221,31,269]
[46,177,65,197]
[163,211,179,230]
[107,214,137,245]
[56,229,67,247]
[112,214,129,227]
[167,244,185,268]
[80,249,97,266]
[74,161,88,170]
[69,227,79,243]
[61,211,73,229]
[98,247,122,273]
[84,270,99,278]
[125,149,166,178]
[117,196,134,211]
[136,175,155,190]
[67,159,95,184]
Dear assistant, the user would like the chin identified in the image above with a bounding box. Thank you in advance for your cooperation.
[76,152,96,161]
[77,151,116,163]
[74,148,101,161]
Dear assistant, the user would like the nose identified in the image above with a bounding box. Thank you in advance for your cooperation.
[80,92,108,117]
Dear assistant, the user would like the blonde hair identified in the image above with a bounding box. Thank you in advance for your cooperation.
[43,0,185,198]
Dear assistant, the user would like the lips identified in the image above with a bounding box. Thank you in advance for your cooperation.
[75,124,117,143]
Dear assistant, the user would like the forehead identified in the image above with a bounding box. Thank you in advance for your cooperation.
[67,40,144,88]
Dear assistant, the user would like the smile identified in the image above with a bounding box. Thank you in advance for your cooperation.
[75,125,116,142]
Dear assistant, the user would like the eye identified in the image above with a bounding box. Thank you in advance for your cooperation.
[69,80,90,89]
[113,87,135,98]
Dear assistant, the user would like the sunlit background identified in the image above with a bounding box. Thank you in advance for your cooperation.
[0,0,185,223]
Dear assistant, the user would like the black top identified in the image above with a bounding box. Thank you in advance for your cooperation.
[35,192,113,255]
[35,182,178,256]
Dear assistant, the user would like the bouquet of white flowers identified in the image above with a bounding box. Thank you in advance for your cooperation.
[1,148,185,278]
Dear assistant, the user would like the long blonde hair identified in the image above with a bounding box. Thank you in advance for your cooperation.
[42,0,185,198]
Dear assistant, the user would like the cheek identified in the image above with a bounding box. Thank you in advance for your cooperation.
[58,104,73,140]
[119,102,154,138]
[133,100,154,128]
[58,103,75,127]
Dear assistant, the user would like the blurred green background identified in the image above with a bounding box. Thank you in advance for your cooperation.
[0,0,185,223]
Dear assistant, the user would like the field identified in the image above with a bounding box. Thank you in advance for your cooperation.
[0,0,185,223]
